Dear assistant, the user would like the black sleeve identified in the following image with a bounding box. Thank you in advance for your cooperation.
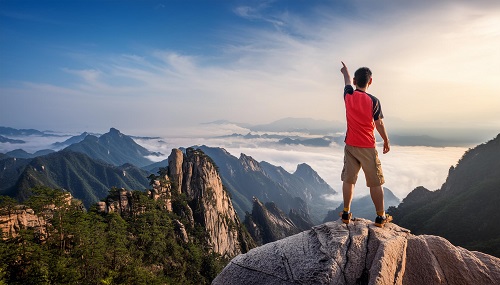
[344,85,354,98]
[372,97,384,120]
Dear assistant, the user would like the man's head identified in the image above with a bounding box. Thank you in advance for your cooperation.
[353,67,372,89]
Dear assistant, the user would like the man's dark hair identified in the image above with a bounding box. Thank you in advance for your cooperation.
[354,67,372,88]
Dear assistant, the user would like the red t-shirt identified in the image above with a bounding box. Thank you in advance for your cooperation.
[344,85,383,148]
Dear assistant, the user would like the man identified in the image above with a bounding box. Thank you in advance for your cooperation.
[339,61,392,227]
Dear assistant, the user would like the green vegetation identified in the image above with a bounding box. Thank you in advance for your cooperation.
[7,150,150,208]
[0,186,227,284]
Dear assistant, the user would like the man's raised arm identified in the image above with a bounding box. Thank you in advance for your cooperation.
[340,61,351,86]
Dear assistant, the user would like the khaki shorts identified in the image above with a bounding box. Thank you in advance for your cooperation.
[341,145,385,187]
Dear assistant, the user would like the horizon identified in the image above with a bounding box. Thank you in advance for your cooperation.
[1,115,498,146]
[1,0,500,139]
[0,124,477,202]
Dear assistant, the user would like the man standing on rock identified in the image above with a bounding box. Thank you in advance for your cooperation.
[339,61,392,227]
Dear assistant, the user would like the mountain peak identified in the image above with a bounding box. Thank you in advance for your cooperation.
[64,128,153,167]
[295,162,313,173]
[214,219,500,284]
[239,153,262,172]
[244,197,302,245]
[293,162,336,198]
[108,127,121,135]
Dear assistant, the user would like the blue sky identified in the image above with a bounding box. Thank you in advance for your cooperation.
[1,1,240,83]
[1,0,500,140]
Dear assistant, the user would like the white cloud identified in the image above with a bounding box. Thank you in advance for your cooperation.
[0,134,74,153]
[63,68,102,84]
[225,143,467,201]
[0,125,470,204]
[137,131,468,201]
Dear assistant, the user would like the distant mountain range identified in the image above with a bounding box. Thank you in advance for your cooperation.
[0,135,25,144]
[1,150,150,208]
[64,128,161,167]
[388,134,500,257]
[0,120,480,150]
[0,126,46,136]
[196,145,336,223]
[0,128,160,207]
[1,127,337,224]
[220,132,461,148]
[205,118,477,147]
[52,132,89,148]
[3,128,162,166]
[248,117,344,134]
[5,149,55,159]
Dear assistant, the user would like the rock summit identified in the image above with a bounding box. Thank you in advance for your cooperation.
[213,218,500,284]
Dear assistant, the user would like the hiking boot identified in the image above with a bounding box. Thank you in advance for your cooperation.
[374,214,393,228]
[339,211,352,224]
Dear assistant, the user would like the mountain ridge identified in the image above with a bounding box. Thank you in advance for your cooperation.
[197,145,335,223]
[389,133,500,257]
[243,197,313,245]
[64,128,159,167]
[52,132,89,148]
[11,150,150,208]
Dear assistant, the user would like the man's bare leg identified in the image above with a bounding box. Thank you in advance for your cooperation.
[340,182,355,224]
[371,185,393,227]
[343,182,355,211]
[370,185,385,216]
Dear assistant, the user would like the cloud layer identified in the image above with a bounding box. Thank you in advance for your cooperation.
[223,143,466,201]
[0,125,470,206]
[137,131,468,202]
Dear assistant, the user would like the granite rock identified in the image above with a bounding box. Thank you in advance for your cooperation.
[213,218,500,285]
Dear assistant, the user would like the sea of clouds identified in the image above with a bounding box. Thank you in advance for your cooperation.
[135,126,468,202]
[1,125,468,204]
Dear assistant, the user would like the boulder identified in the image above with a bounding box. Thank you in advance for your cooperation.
[213,218,500,285]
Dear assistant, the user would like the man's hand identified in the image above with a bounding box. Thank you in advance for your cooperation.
[341,61,351,86]
[341,61,348,75]
[375,119,390,154]
[382,140,390,154]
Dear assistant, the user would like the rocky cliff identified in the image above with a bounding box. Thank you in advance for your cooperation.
[244,197,313,245]
[171,147,254,257]
[0,191,77,240]
[213,219,500,284]
[97,147,255,258]
[0,205,45,238]
[197,146,323,222]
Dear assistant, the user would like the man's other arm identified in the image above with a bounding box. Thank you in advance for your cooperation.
[375,119,390,154]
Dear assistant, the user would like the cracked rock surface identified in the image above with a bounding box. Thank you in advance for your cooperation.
[212,218,500,285]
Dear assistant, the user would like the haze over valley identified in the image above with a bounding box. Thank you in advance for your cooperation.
[0,119,472,203]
